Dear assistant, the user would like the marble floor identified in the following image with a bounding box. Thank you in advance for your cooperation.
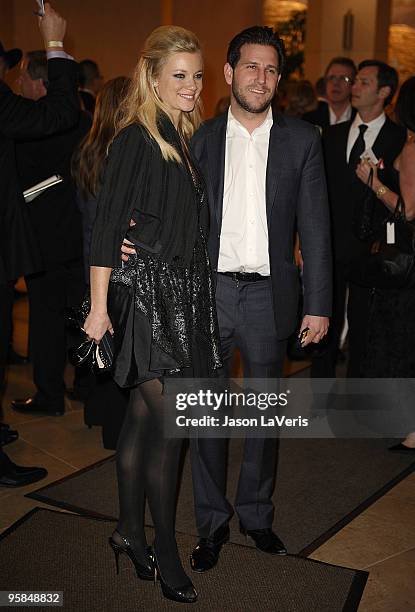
[1,292,415,611]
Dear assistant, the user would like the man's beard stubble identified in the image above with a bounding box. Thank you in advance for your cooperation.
[232,81,274,114]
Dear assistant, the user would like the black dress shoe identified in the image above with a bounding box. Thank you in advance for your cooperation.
[11,397,64,416]
[0,423,18,446]
[0,454,48,488]
[389,442,415,454]
[240,525,287,555]
[66,388,90,402]
[190,523,230,573]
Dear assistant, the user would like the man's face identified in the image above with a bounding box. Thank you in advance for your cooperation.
[325,63,354,106]
[0,57,7,80]
[18,57,46,101]
[351,65,389,113]
[224,43,280,114]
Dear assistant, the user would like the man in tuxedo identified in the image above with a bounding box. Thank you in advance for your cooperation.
[315,60,406,378]
[10,50,90,417]
[0,2,79,485]
[303,57,357,129]
[188,26,332,571]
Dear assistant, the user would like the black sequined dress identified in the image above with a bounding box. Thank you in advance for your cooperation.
[107,159,221,388]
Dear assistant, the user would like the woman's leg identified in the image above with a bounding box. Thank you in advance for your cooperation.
[139,378,189,587]
[114,385,150,564]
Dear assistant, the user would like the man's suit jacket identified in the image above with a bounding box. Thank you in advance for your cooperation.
[79,90,95,115]
[0,58,79,283]
[303,100,356,129]
[191,111,332,340]
[16,111,91,268]
[322,116,406,266]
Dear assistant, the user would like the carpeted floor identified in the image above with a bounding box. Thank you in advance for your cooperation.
[0,508,367,611]
[27,438,415,555]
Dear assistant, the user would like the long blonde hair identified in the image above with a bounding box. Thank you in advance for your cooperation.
[115,25,203,162]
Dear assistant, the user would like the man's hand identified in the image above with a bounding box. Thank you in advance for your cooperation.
[299,315,329,346]
[38,3,66,48]
[121,219,137,262]
[121,239,136,262]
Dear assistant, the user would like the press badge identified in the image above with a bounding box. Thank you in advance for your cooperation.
[386,221,395,244]
[360,147,379,165]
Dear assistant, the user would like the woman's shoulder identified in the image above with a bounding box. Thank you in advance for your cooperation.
[400,138,415,165]
[394,135,415,172]
[112,122,150,148]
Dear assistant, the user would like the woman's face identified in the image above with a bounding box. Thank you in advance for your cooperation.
[154,51,203,125]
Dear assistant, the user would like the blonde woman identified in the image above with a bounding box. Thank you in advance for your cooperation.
[84,26,221,603]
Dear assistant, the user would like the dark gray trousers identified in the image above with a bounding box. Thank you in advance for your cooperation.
[191,273,286,537]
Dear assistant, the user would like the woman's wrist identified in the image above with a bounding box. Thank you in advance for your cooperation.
[373,180,388,199]
[89,306,108,316]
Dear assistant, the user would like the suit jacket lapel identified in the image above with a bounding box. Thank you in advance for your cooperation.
[266,114,289,221]
[206,116,227,231]
[371,118,391,160]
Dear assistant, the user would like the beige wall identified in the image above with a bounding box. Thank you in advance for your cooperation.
[304,0,392,83]
[174,0,262,113]
[10,1,160,82]
[0,0,14,46]
[5,0,263,116]
[2,1,398,111]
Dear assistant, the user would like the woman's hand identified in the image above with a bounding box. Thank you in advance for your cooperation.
[84,311,113,344]
[356,159,378,185]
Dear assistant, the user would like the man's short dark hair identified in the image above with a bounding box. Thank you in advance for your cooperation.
[227,26,285,75]
[79,59,101,87]
[358,59,399,107]
[27,50,48,87]
[324,56,357,78]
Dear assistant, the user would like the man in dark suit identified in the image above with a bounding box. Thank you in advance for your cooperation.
[10,50,90,417]
[0,2,79,486]
[188,26,332,571]
[303,57,357,129]
[78,59,103,114]
[314,60,406,379]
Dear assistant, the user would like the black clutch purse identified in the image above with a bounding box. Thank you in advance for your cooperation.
[66,296,114,372]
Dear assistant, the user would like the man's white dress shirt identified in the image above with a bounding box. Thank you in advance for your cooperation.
[218,107,272,275]
[346,112,386,162]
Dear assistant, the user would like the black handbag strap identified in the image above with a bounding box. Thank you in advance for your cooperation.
[387,194,415,253]
[392,194,406,220]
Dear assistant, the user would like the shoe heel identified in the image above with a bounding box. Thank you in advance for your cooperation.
[109,534,154,581]
[109,540,121,575]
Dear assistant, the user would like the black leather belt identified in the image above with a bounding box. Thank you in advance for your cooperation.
[219,271,270,282]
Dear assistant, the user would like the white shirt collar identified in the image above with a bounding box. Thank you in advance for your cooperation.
[329,104,352,125]
[227,106,273,137]
[351,111,386,131]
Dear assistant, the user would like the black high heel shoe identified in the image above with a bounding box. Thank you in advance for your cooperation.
[108,532,154,581]
[149,547,198,603]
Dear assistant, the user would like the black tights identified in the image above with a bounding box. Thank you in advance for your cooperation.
[115,378,187,586]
